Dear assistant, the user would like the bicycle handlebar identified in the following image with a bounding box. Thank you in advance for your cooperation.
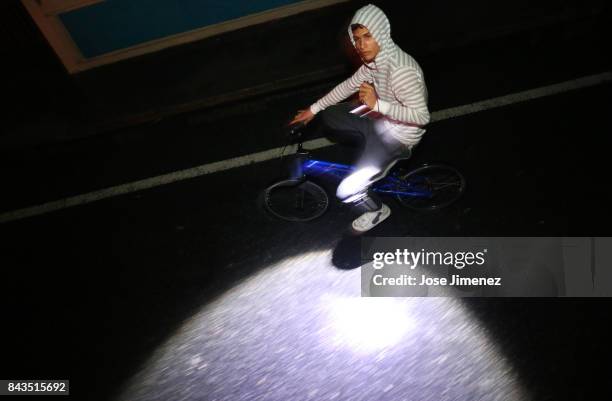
[285,121,307,139]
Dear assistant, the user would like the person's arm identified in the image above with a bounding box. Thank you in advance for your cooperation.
[309,65,371,114]
[375,67,430,126]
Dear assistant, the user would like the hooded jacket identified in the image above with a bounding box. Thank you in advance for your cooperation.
[309,4,430,147]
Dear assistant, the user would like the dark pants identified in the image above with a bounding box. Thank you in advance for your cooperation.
[317,102,410,212]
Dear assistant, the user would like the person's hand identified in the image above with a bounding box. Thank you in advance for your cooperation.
[359,82,377,109]
[290,109,315,125]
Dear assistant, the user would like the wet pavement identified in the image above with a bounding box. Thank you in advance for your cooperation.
[2,10,612,401]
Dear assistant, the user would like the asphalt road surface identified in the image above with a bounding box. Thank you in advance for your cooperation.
[1,17,611,401]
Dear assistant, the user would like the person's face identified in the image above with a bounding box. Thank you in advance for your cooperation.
[352,26,380,63]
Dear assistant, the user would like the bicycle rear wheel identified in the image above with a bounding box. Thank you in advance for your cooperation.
[263,179,329,222]
[395,164,466,211]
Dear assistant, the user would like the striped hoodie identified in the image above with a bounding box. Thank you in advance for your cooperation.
[309,4,430,147]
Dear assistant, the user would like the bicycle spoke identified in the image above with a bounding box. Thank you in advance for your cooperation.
[395,165,465,211]
[264,180,329,222]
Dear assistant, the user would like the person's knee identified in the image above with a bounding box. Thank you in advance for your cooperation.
[336,166,381,202]
[336,180,364,202]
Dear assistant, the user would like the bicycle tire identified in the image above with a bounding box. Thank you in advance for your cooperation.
[395,164,466,211]
[263,179,329,222]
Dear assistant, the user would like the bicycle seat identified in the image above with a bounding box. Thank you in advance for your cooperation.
[367,146,413,183]
[395,146,413,161]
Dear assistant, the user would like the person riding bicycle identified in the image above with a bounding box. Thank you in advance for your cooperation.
[291,3,430,232]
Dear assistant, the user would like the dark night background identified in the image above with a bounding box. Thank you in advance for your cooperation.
[1,0,612,400]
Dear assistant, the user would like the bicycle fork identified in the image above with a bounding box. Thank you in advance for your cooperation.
[289,149,310,181]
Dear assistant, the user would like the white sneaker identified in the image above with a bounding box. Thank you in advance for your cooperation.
[351,203,391,233]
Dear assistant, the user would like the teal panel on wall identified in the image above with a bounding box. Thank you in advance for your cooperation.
[60,0,308,58]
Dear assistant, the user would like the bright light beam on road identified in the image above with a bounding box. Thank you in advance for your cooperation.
[324,296,416,353]
[118,250,529,401]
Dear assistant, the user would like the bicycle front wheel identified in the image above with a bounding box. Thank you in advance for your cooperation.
[395,164,466,211]
[263,179,329,222]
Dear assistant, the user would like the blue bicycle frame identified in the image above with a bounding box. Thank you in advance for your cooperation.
[300,159,433,199]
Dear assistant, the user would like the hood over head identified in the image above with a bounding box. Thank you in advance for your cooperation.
[348,4,395,67]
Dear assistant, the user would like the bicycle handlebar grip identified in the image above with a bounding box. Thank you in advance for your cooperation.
[286,121,306,137]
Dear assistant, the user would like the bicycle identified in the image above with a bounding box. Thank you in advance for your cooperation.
[262,121,466,222]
